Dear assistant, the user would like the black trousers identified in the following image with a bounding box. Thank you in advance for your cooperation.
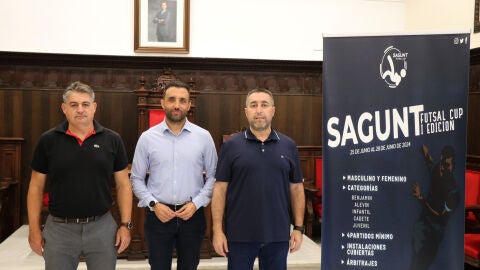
[144,207,206,270]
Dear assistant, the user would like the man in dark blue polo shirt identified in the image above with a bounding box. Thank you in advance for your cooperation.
[27,81,133,270]
[212,88,305,270]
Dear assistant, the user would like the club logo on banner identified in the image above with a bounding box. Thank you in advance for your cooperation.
[379,46,408,88]
[321,32,469,270]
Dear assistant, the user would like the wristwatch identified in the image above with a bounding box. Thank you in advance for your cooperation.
[293,225,305,234]
[120,221,133,230]
[149,200,158,211]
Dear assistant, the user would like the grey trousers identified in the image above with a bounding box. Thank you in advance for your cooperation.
[42,212,118,270]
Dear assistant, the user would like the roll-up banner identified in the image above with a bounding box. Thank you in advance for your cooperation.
[321,32,470,270]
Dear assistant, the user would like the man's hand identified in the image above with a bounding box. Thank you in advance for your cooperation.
[212,231,229,257]
[175,202,197,221]
[28,229,44,256]
[115,226,131,254]
[154,203,176,223]
[289,230,303,253]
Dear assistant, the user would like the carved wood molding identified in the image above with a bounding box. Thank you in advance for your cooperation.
[0,52,322,95]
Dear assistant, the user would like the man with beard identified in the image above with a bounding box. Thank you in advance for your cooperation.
[212,88,305,270]
[409,144,460,270]
[130,81,217,270]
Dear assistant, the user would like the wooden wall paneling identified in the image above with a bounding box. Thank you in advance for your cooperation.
[0,90,7,136]
[47,90,63,126]
[297,146,322,186]
[197,93,323,151]
[287,95,307,143]
[467,91,480,171]
[1,90,11,136]
[196,93,323,151]
[94,90,138,161]
[7,91,28,225]
[274,95,302,145]
[273,95,290,139]
[309,96,323,144]
[0,50,457,238]
[273,95,322,146]
[25,90,42,220]
[13,90,24,136]
[30,90,44,146]
[116,91,138,162]
[195,93,221,147]
[17,89,60,223]
[468,92,480,158]
[0,138,24,242]
[196,93,246,150]
[467,49,480,170]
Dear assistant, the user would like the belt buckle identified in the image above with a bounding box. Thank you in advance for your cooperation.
[76,217,90,224]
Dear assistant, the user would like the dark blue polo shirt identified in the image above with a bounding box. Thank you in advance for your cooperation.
[215,128,303,242]
[31,120,128,218]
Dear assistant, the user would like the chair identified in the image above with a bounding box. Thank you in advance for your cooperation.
[464,170,480,268]
[465,234,480,268]
[466,170,480,232]
[221,129,245,144]
[304,158,322,238]
[148,109,166,127]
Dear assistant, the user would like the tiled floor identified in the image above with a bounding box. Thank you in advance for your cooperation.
[0,226,321,270]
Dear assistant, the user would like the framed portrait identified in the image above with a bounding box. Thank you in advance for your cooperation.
[475,0,480,33]
[134,0,190,53]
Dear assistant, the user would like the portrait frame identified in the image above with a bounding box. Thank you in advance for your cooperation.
[475,0,480,33]
[134,0,190,53]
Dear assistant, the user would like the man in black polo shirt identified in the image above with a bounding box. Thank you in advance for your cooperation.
[27,81,133,270]
[212,88,305,270]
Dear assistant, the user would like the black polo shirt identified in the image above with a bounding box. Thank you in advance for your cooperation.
[215,128,303,242]
[31,120,128,218]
